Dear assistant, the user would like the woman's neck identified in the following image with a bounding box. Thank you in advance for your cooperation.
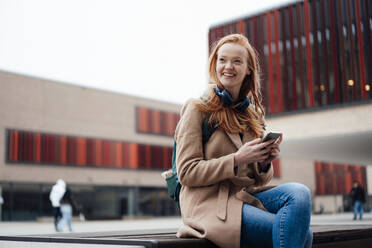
[226,87,240,101]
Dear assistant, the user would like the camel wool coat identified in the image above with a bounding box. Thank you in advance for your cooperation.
[175,99,274,248]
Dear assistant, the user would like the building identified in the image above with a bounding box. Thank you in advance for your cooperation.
[209,0,372,213]
[1,0,372,221]
[0,70,181,220]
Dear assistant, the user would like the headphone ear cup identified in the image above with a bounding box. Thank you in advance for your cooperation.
[221,89,235,106]
[236,97,250,111]
[214,85,234,106]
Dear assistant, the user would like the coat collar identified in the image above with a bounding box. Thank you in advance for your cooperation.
[226,132,242,150]
[226,130,255,150]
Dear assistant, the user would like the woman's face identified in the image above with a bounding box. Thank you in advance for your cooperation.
[216,42,250,99]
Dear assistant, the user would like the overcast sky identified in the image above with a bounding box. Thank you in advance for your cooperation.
[0,0,297,104]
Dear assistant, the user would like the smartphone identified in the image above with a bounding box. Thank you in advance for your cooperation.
[262,132,282,143]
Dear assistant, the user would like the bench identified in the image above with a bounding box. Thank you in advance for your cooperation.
[1,225,372,247]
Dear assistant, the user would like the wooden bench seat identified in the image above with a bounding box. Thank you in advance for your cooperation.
[1,225,372,247]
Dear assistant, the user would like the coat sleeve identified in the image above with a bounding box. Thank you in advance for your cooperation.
[175,99,236,187]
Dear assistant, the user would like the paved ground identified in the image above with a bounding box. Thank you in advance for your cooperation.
[0,212,371,236]
[0,217,182,236]
[311,212,372,225]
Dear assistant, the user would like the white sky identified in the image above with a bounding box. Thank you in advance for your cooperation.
[0,0,297,104]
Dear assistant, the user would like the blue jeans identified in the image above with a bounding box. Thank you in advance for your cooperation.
[52,206,61,229]
[241,183,312,248]
[353,200,364,220]
[57,204,73,232]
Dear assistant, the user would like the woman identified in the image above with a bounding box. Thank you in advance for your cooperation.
[175,34,312,248]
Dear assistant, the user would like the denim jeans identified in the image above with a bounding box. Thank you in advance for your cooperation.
[57,204,73,232]
[353,200,364,220]
[241,183,312,248]
[52,206,61,230]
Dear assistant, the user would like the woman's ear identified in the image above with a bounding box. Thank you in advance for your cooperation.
[246,67,251,75]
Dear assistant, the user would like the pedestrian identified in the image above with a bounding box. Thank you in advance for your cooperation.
[0,195,3,221]
[175,34,312,248]
[56,186,77,232]
[49,179,66,230]
[349,181,366,220]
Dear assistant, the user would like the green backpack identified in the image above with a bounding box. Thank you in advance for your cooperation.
[163,117,217,208]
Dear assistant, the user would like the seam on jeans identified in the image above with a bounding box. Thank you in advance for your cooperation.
[279,205,287,248]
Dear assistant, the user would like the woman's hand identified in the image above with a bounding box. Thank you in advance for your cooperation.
[258,134,283,166]
[234,138,276,166]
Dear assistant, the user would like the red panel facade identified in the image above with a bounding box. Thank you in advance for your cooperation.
[311,0,322,106]
[274,10,283,113]
[207,0,371,114]
[289,5,298,110]
[296,2,306,109]
[6,129,173,171]
[345,0,358,101]
[315,161,367,195]
[336,0,348,103]
[329,0,341,104]
[266,11,275,114]
[280,8,290,111]
[136,107,180,136]
[354,0,367,99]
[304,0,314,107]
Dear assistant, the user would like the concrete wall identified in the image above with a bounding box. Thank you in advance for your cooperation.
[313,195,344,214]
[270,157,316,194]
[265,102,372,165]
[367,166,372,195]
[266,102,372,139]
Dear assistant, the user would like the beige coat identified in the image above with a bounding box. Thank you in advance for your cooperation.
[175,99,274,248]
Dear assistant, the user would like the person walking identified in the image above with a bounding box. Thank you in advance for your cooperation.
[0,195,3,221]
[56,186,77,232]
[49,179,66,230]
[349,181,366,220]
[175,34,312,248]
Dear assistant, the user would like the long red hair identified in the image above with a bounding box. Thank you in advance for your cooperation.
[196,34,265,137]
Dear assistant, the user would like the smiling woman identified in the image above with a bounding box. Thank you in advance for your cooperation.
[174,34,312,248]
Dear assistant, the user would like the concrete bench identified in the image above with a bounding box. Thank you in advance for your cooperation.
[1,225,372,247]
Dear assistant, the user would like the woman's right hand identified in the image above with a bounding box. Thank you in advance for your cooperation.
[234,138,275,166]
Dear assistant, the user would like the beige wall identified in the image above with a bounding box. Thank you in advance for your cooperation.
[270,157,316,194]
[266,103,372,139]
[313,195,344,213]
[265,102,372,165]
[0,70,181,187]
[367,166,372,195]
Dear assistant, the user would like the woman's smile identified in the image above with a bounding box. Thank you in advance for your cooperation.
[222,72,235,77]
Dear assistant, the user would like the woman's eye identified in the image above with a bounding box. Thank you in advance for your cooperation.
[234,60,241,63]
[218,58,225,62]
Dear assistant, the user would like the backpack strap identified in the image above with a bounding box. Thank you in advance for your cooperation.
[198,96,219,144]
[166,113,217,208]
[201,115,217,146]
